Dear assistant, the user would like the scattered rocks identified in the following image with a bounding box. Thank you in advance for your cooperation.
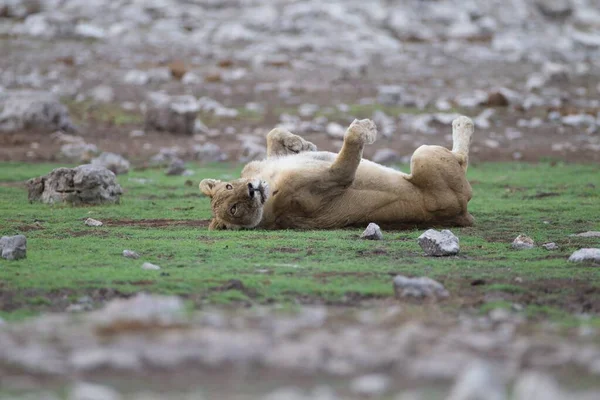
[360,223,383,240]
[165,158,186,176]
[122,250,139,259]
[27,165,123,205]
[393,275,449,300]
[193,143,228,163]
[0,234,27,260]
[91,152,130,175]
[141,262,161,270]
[418,229,460,256]
[0,90,75,133]
[144,92,199,135]
[571,231,600,238]
[512,234,535,250]
[542,242,558,250]
[84,218,103,227]
[568,248,600,263]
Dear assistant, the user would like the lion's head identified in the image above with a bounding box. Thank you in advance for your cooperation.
[199,178,269,230]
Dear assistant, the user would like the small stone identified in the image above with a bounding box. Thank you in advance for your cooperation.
[542,242,558,250]
[69,382,121,400]
[418,229,459,256]
[568,248,600,263]
[141,262,161,270]
[350,374,390,396]
[393,275,449,299]
[0,235,27,260]
[84,218,103,227]
[571,231,600,238]
[91,152,130,175]
[88,85,114,104]
[360,223,383,240]
[144,92,199,135]
[512,234,535,250]
[165,158,186,176]
[122,250,139,259]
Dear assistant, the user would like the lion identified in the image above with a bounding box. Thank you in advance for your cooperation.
[200,116,475,230]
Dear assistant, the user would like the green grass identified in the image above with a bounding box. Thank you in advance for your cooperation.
[0,161,599,324]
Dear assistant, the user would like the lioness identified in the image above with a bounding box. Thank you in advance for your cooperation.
[200,117,475,230]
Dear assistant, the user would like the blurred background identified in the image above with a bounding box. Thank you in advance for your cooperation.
[1,0,599,167]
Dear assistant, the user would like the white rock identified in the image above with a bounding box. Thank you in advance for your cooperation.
[372,110,395,138]
[350,374,390,396]
[360,223,383,240]
[123,70,149,86]
[74,23,105,39]
[377,85,404,105]
[571,231,600,238]
[141,262,161,270]
[193,142,228,163]
[542,242,558,250]
[60,142,99,162]
[88,85,114,103]
[512,234,535,250]
[145,92,199,135]
[393,276,449,299]
[513,372,563,400]
[0,234,27,260]
[69,382,121,400]
[326,122,345,139]
[84,218,103,227]
[92,293,184,329]
[568,248,600,263]
[418,229,459,256]
[372,148,406,165]
[446,361,506,400]
[91,152,130,175]
[122,250,139,259]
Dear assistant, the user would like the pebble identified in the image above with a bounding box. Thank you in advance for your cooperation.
[542,242,558,250]
[512,234,535,250]
[141,262,161,270]
[123,250,140,259]
[360,223,383,240]
[84,218,103,227]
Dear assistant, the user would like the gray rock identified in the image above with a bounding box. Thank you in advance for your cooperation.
[535,0,573,19]
[0,0,41,19]
[165,158,186,176]
[84,218,103,227]
[193,142,228,163]
[27,164,123,205]
[326,122,345,139]
[372,148,405,165]
[122,250,139,259]
[542,242,558,250]
[568,248,600,263]
[513,372,563,400]
[144,92,199,135]
[91,152,130,175]
[377,85,404,106]
[350,374,390,396]
[123,70,149,86]
[60,142,99,162]
[571,231,600,238]
[150,147,181,166]
[372,110,395,138]
[446,361,506,400]
[88,85,114,104]
[0,234,27,260]
[418,229,460,256]
[238,137,266,162]
[0,90,75,133]
[141,262,161,270]
[360,223,383,240]
[393,275,449,299]
[512,234,535,250]
[69,382,121,400]
[74,23,105,40]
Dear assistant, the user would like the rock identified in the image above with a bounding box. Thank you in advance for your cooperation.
[0,90,75,133]
[393,276,449,300]
[326,122,345,139]
[512,235,535,250]
[27,165,123,205]
[69,382,121,400]
[568,248,600,263]
[418,229,460,256]
[372,110,395,138]
[88,85,114,104]
[360,223,383,240]
[122,250,139,259]
[123,70,149,86]
[372,148,406,165]
[193,143,228,163]
[141,262,161,270]
[238,137,266,162]
[446,361,506,400]
[74,23,105,40]
[542,62,570,83]
[144,92,199,135]
[60,142,99,162]
[350,374,390,396]
[542,242,558,250]
[165,158,186,176]
[150,147,181,166]
[513,372,563,400]
[377,85,404,105]
[535,0,573,19]
[0,234,27,260]
[562,114,596,127]
[571,231,600,238]
[84,218,103,227]
[485,91,510,107]
[91,152,130,175]
[0,0,41,19]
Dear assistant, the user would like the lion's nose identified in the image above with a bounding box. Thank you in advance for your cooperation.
[248,182,255,197]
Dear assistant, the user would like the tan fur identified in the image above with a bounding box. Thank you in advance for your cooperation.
[200,117,475,230]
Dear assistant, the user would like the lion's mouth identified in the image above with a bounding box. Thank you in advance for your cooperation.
[248,180,269,204]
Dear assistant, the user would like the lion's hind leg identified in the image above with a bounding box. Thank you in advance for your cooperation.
[266,127,317,158]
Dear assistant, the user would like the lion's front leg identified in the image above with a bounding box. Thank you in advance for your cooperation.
[266,127,317,158]
[329,119,377,186]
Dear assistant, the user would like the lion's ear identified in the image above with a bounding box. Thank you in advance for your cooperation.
[208,219,226,230]
[199,179,220,197]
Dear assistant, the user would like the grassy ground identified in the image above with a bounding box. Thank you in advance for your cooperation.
[0,161,599,325]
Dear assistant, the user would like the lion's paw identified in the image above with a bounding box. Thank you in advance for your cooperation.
[283,136,317,153]
[346,119,377,145]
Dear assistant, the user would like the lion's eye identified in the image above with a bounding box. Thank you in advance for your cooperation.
[226,184,233,190]
[229,204,237,215]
